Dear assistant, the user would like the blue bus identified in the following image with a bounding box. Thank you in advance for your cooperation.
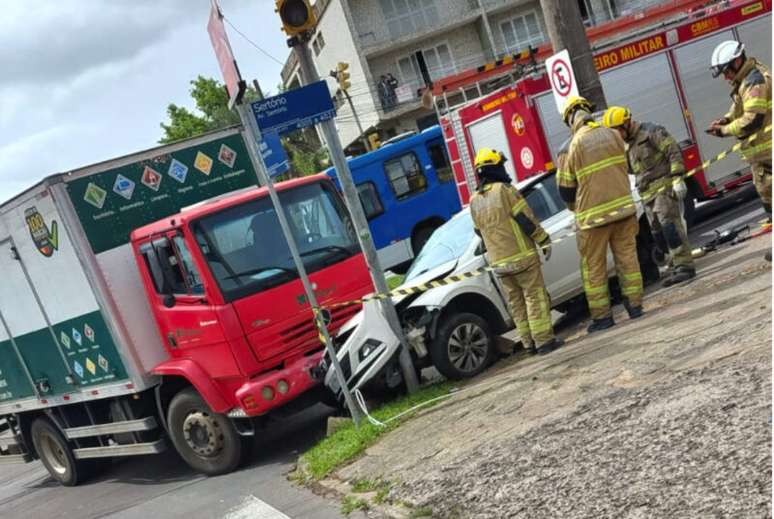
[326,125,462,272]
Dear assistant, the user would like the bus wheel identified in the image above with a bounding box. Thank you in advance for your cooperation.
[167,388,242,476]
[31,417,86,486]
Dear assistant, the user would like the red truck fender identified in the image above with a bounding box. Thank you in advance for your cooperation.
[152,359,232,414]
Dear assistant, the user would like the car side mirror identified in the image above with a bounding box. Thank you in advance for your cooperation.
[163,294,176,308]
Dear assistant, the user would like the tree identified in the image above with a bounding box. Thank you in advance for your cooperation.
[160,76,328,176]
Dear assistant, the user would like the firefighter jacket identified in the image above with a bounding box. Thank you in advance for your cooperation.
[626,121,685,203]
[557,113,635,229]
[470,181,549,273]
[722,57,772,164]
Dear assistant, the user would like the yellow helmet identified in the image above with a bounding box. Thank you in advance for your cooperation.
[562,95,594,124]
[603,106,631,129]
[474,148,505,170]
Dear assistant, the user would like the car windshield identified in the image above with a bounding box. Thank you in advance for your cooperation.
[405,212,475,282]
[193,181,359,302]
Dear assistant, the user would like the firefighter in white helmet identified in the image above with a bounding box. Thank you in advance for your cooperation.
[469,148,563,355]
[603,105,696,286]
[707,40,772,260]
[557,96,644,333]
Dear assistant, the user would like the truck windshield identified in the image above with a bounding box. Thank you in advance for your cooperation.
[193,181,359,302]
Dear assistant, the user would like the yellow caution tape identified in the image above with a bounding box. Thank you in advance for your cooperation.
[317,125,772,315]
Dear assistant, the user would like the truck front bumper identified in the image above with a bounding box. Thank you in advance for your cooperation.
[231,351,325,417]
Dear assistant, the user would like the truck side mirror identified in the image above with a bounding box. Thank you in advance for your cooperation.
[162,294,176,308]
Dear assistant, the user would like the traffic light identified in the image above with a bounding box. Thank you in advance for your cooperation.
[335,62,351,91]
[276,0,316,37]
[368,132,381,150]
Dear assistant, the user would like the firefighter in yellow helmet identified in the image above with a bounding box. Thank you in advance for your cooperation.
[603,106,696,286]
[470,148,563,355]
[557,96,643,333]
[707,40,772,261]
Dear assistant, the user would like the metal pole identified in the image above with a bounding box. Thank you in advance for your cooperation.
[235,102,363,424]
[293,38,420,393]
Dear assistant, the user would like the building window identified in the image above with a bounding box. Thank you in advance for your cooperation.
[312,33,325,56]
[384,153,428,200]
[500,11,544,52]
[396,43,455,92]
[357,182,384,219]
[379,0,439,39]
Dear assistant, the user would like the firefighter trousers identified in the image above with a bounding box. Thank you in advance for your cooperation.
[577,215,643,320]
[645,190,694,269]
[752,161,772,212]
[497,263,554,348]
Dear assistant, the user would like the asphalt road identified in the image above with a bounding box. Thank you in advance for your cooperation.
[0,403,345,519]
[0,185,766,519]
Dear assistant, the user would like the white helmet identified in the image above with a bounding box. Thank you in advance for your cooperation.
[710,40,745,78]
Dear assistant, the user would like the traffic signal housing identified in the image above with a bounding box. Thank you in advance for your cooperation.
[335,62,351,92]
[276,0,316,37]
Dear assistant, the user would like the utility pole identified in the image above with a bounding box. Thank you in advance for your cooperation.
[539,0,607,110]
[292,39,419,393]
[342,90,370,152]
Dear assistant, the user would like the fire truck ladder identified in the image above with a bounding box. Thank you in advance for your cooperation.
[447,109,477,198]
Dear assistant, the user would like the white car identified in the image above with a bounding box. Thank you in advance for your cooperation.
[323,171,660,402]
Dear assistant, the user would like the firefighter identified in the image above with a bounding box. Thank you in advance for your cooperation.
[707,40,772,260]
[557,96,644,333]
[602,106,696,286]
[470,148,563,355]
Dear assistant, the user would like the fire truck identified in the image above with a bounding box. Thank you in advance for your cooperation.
[435,0,771,226]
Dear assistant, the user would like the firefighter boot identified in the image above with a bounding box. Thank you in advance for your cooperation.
[662,265,696,287]
[536,337,565,356]
[587,316,615,334]
[623,299,644,319]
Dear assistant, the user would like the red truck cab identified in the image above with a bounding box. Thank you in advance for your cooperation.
[130,175,371,419]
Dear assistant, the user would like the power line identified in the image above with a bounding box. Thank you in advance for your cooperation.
[223,16,286,67]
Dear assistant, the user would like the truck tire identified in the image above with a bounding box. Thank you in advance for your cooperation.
[430,312,494,380]
[167,388,243,476]
[30,417,87,486]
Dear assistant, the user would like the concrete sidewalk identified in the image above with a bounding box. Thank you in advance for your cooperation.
[321,234,772,518]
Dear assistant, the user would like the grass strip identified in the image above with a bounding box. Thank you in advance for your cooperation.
[300,382,454,480]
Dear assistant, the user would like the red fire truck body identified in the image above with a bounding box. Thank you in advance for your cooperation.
[438,0,771,223]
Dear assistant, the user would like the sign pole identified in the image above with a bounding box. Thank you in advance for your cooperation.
[235,102,363,424]
[292,37,419,393]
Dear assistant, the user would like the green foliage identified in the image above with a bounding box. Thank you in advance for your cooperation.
[299,382,454,480]
[160,76,327,177]
[341,496,369,516]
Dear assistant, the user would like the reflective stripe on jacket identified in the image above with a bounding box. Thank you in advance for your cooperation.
[557,114,635,229]
[722,58,772,164]
[470,182,547,272]
[626,121,685,203]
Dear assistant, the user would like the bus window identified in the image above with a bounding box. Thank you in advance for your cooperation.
[427,141,453,183]
[357,182,384,219]
[384,152,427,200]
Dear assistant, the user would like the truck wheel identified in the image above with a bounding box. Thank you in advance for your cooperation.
[30,417,85,486]
[430,312,494,380]
[167,388,242,476]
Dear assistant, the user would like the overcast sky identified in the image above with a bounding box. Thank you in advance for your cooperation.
[0,0,290,204]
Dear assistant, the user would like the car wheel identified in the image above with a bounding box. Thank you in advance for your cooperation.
[430,312,494,380]
[636,217,661,285]
[683,195,696,230]
[167,388,243,476]
[30,417,90,486]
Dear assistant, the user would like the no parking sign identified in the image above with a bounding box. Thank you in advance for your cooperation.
[545,49,579,114]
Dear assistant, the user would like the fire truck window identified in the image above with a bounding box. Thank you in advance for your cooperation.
[427,141,453,183]
[384,152,428,200]
[173,236,205,295]
[357,182,384,220]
